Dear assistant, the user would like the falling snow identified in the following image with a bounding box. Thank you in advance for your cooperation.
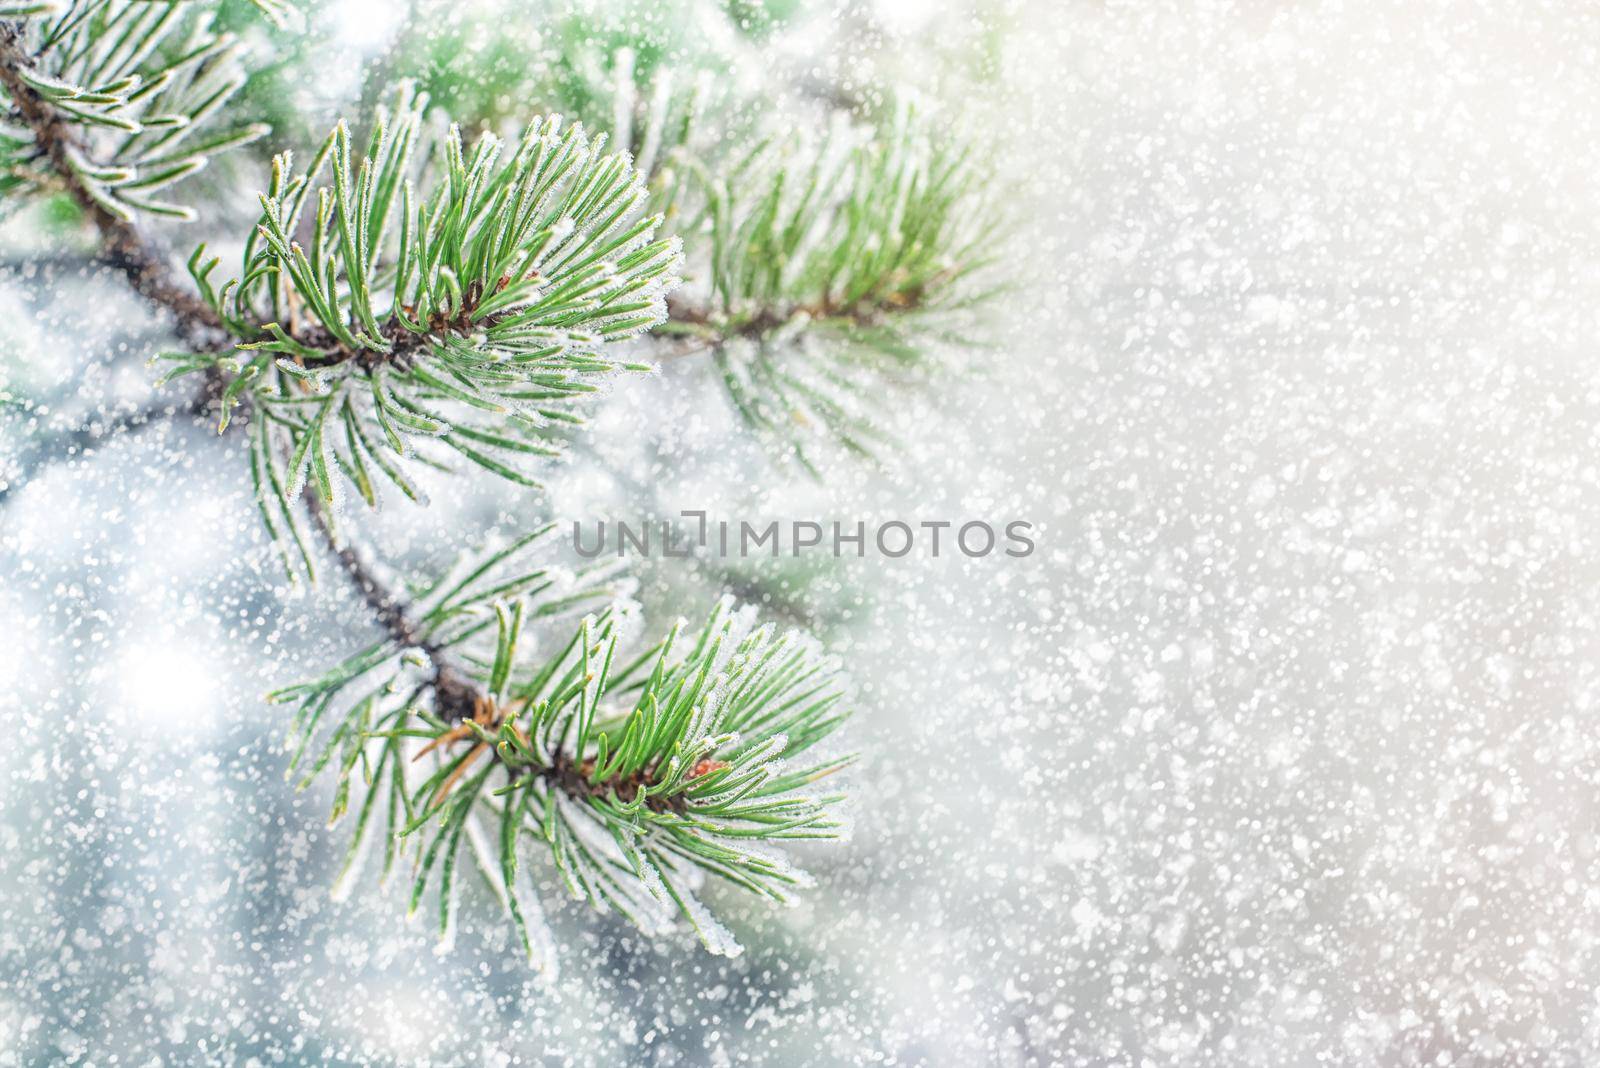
[5,0,1600,1065]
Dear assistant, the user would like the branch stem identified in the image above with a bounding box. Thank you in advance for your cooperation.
[299,489,481,721]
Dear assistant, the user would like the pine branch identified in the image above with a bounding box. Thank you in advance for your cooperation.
[3,10,858,970]
[0,19,226,344]
[269,540,852,970]
[153,91,683,574]
[0,4,268,194]
[634,83,1008,470]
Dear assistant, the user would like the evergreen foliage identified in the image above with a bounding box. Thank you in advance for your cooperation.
[270,528,849,973]
[669,102,1003,469]
[159,88,680,576]
[0,0,1002,968]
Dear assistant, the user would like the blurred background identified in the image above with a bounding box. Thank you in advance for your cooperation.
[7,0,1600,1063]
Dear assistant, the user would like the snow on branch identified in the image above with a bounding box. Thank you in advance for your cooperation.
[158,88,683,578]
[268,530,852,973]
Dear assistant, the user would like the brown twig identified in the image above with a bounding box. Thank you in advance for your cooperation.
[298,488,481,722]
[291,278,508,371]
[657,288,918,364]
[546,750,687,816]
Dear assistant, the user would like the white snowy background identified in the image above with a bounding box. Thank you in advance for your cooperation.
[5,0,1600,1064]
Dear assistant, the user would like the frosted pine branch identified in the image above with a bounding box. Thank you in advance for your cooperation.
[0,0,1026,971]
[155,90,683,576]
[268,533,853,972]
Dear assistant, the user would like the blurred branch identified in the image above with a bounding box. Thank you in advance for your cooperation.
[0,388,211,505]
[0,250,99,272]
[660,289,929,355]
